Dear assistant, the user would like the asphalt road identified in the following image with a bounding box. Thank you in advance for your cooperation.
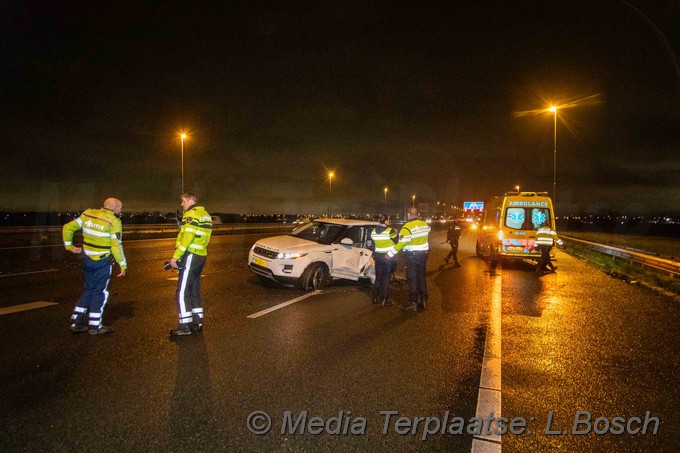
[1,230,678,452]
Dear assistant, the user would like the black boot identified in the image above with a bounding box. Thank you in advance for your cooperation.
[381,298,393,307]
[88,325,113,335]
[419,296,428,310]
[170,326,192,336]
[70,324,88,334]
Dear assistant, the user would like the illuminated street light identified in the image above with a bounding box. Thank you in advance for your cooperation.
[515,185,520,193]
[180,132,188,193]
[514,93,601,205]
[548,105,558,202]
[328,171,335,217]
[384,187,388,212]
[412,194,416,206]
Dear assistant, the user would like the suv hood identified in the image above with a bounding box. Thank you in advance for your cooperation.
[255,235,332,253]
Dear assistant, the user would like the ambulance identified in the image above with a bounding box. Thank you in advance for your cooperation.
[476,191,555,265]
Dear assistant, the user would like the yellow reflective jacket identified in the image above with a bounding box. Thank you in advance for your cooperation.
[370,226,397,254]
[535,226,563,247]
[62,208,127,269]
[394,219,430,253]
[173,205,212,259]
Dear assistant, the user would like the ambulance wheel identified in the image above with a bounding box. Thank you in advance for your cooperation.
[476,240,483,258]
[489,246,499,268]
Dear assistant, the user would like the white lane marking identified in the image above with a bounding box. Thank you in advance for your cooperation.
[0,269,59,278]
[247,290,322,319]
[0,245,65,250]
[0,231,270,250]
[167,274,205,281]
[471,274,502,452]
[0,301,59,316]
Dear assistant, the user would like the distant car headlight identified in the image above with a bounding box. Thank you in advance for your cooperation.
[276,252,306,259]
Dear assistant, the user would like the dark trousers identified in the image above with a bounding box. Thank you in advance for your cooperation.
[372,253,392,300]
[445,243,459,264]
[176,253,207,327]
[537,245,554,271]
[71,255,112,328]
[404,251,428,304]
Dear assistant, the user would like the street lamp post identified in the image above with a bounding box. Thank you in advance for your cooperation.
[328,171,334,217]
[516,95,600,205]
[412,194,416,207]
[384,187,388,212]
[180,132,187,193]
[548,106,558,202]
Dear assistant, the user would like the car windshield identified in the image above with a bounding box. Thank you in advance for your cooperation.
[290,221,347,245]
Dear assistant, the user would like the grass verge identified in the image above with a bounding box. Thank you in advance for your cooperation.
[562,241,680,298]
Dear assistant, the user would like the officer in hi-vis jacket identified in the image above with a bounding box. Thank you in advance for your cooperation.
[169,192,212,336]
[534,219,563,275]
[390,206,431,312]
[369,214,398,306]
[63,197,127,335]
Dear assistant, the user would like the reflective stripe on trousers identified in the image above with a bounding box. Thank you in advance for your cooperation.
[71,255,112,328]
[176,253,207,325]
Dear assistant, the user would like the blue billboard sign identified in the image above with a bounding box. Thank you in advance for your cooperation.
[464,201,484,211]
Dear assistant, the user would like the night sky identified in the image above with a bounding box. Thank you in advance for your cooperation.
[2,1,679,215]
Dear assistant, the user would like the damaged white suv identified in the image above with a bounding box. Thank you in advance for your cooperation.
[248,218,379,290]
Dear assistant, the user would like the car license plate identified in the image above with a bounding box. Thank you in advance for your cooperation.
[252,257,267,267]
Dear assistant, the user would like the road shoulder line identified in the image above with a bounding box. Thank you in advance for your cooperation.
[0,301,59,316]
[247,290,322,319]
[471,275,502,452]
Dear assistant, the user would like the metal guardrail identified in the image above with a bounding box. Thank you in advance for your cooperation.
[0,223,296,235]
[561,235,680,277]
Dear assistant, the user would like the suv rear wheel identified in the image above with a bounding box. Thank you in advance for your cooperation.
[299,262,329,291]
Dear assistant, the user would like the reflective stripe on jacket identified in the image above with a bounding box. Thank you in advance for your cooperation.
[394,219,430,253]
[371,226,397,254]
[535,226,562,247]
[174,205,212,259]
[62,208,127,269]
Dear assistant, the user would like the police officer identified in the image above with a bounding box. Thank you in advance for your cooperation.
[534,219,563,275]
[369,214,397,306]
[169,192,212,336]
[63,197,127,335]
[444,219,462,267]
[390,206,431,311]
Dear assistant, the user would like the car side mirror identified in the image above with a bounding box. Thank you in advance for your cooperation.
[340,238,354,246]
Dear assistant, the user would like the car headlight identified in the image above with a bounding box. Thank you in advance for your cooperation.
[276,252,306,259]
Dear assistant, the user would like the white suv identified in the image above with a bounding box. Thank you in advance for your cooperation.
[248,218,379,290]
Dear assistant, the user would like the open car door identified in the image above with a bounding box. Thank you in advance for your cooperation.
[330,226,373,281]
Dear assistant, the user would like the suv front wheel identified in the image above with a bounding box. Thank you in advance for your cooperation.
[299,262,329,291]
